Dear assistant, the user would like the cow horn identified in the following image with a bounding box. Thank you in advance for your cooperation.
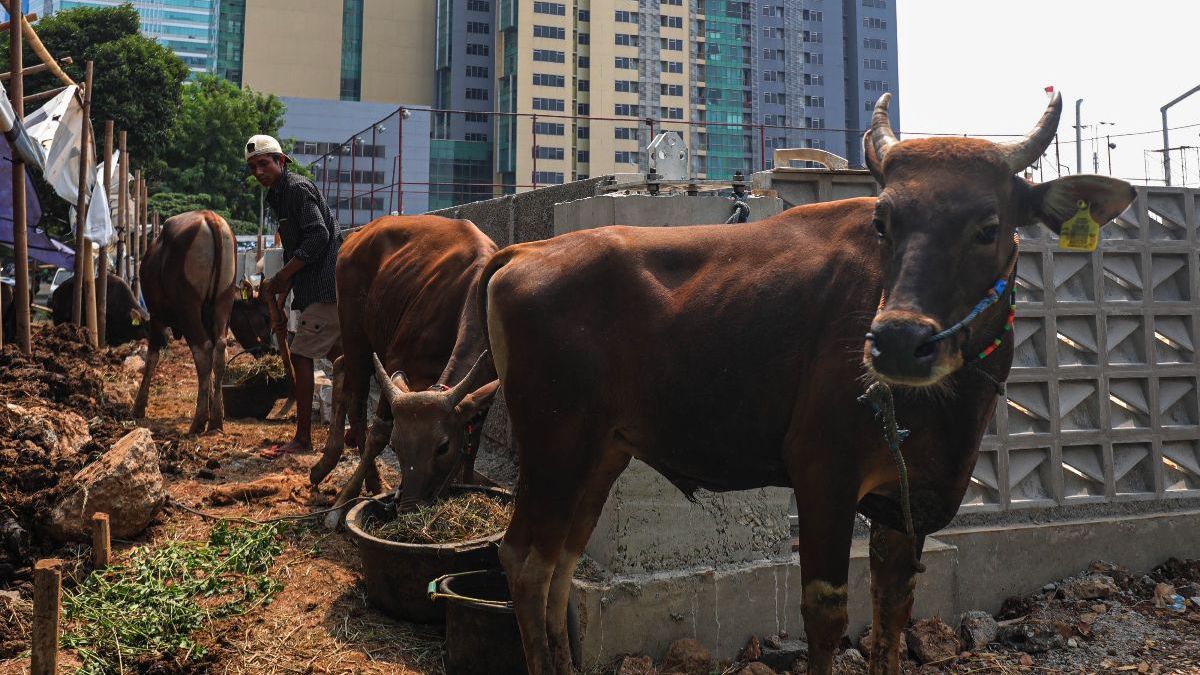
[372,353,404,406]
[1000,92,1062,173]
[445,350,491,407]
[867,93,899,162]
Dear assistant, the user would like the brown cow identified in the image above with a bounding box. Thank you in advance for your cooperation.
[452,94,1135,674]
[133,210,237,434]
[309,215,500,522]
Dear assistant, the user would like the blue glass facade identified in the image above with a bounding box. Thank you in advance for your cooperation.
[44,0,216,74]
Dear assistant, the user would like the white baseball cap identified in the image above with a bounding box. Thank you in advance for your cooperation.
[245,134,289,162]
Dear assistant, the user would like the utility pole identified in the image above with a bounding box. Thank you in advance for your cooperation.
[1074,98,1083,175]
[1161,84,1200,186]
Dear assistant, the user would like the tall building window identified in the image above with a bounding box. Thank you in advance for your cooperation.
[466,88,489,100]
[614,127,639,139]
[533,1,566,15]
[805,95,825,106]
[661,60,682,73]
[614,151,637,164]
[661,15,683,28]
[467,0,490,10]
[533,97,565,111]
[532,171,564,184]
[661,83,683,96]
[466,65,490,78]
[534,49,566,63]
[614,103,639,116]
[615,33,638,47]
[577,127,590,138]
[660,107,683,119]
[466,43,490,56]
[864,58,888,70]
[615,56,638,69]
[535,146,565,160]
[578,55,590,68]
[534,121,566,135]
[533,73,566,87]
[578,9,590,21]
[863,17,888,29]
[615,80,639,93]
[863,38,889,50]
[339,0,364,100]
[534,24,565,38]
[468,21,491,34]
[615,10,638,22]
[661,38,683,51]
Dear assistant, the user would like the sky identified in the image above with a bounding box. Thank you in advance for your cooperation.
[896,1,1200,186]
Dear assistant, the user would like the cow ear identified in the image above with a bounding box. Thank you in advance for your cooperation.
[1028,174,1136,234]
[454,380,500,420]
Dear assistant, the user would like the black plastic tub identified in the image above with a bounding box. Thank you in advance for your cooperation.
[345,485,511,623]
[220,378,285,419]
[433,569,527,675]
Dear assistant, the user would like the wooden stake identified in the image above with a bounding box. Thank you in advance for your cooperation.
[152,210,160,241]
[90,512,110,568]
[97,120,113,347]
[31,558,62,675]
[9,0,28,354]
[83,242,97,347]
[131,169,141,300]
[71,61,93,328]
[116,131,127,281]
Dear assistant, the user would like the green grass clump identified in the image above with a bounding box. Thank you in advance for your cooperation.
[61,521,285,673]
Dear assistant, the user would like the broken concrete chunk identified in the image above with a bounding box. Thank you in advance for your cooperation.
[958,610,999,650]
[48,428,164,541]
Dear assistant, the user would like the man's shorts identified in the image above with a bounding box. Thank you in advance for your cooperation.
[290,302,341,359]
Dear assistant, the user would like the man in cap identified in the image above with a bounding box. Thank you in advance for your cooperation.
[246,134,343,458]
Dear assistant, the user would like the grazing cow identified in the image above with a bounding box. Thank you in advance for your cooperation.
[133,210,237,434]
[227,280,275,354]
[463,94,1135,674]
[50,273,149,346]
[309,215,500,517]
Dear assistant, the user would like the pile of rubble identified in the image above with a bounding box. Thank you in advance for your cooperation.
[610,558,1200,673]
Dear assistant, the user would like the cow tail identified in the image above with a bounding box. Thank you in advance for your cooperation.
[476,246,521,348]
[202,211,225,340]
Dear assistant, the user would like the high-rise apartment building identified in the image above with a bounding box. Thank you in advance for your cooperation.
[490,0,898,191]
[212,0,435,105]
[42,0,216,74]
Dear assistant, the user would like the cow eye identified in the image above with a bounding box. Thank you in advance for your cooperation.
[435,441,450,456]
[872,218,887,239]
[977,223,1000,244]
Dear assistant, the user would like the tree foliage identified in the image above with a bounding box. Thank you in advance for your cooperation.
[160,74,287,222]
[0,3,188,174]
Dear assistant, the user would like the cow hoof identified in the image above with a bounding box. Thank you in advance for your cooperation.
[323,508,345,530]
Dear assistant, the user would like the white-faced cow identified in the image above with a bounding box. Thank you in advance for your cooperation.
[310,215,500,522]
[469,94,1135,674]
[133,210,237,434]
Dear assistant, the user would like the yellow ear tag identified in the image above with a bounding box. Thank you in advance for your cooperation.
[241,287,250,300]
[1058,199,1100,252]
[131,317,141,326]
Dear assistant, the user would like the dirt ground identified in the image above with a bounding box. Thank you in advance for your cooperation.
[0,331,1198,674]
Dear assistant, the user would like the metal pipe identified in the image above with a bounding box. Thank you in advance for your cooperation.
[350,135,357,228]
[116,131,127,281]
[1160,83,1200,186]
[97,119,113,347]
[370,125,376,222]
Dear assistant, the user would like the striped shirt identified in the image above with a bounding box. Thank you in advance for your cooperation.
[266,168,342,311]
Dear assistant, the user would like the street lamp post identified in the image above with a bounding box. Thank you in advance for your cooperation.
[1161,84,1200,186]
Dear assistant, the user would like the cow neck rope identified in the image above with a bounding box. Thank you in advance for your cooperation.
[859,235,1020,574]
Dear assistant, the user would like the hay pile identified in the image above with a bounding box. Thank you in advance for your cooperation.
[224,354,286,385]
[365,492,512,545]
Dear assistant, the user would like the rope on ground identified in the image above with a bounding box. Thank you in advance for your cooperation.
[166,494,379,526]
[726,199,750,224]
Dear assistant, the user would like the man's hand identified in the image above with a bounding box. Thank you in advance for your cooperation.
[263,273,292,297]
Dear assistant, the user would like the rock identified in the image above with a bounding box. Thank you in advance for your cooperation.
[735,663,775,675]
[958,610,999,650]
[48,428,164,541]
[615,655,655,675]
[659,638,712,675]
[1067,638,1078,648]
[859,625,908,655]
[1018,653,1033,666]
[997,620,1065,653]
[740,635,762,662]
[123,354,145,373]
[1190,596,1200,608]
[1064,574,1118,600]
[841,648,866,664]
[1042,583,1057,593]
[759,639,808,672]
[1091,604,1107,614]
[4,402,90,457]
[763,635,782,650]
[1088,561,1132,589]
[905,618,961,665]
[1153,582,1177,608]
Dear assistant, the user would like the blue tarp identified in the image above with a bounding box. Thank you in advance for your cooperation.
[0,143,74,269]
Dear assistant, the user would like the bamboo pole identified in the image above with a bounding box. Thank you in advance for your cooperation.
[71,61,93,327]
[0,53,68,80]
[9,0,28,354]
[0,11,37,34]
[1,0,74,87]
[97,121,113,347]
[30,559,62,675]
[90,513,110,568]
[152,210,160,241]
[116,131,127,281]
[139,176,148,257]
[21,85,66,105]
[131,169,140,300]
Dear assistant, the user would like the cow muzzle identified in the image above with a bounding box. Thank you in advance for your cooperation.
[865,313,956,385]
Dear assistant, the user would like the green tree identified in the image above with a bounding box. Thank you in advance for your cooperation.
[0,3,188,238]
[160,74,289,223]
[0,3,188,175]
